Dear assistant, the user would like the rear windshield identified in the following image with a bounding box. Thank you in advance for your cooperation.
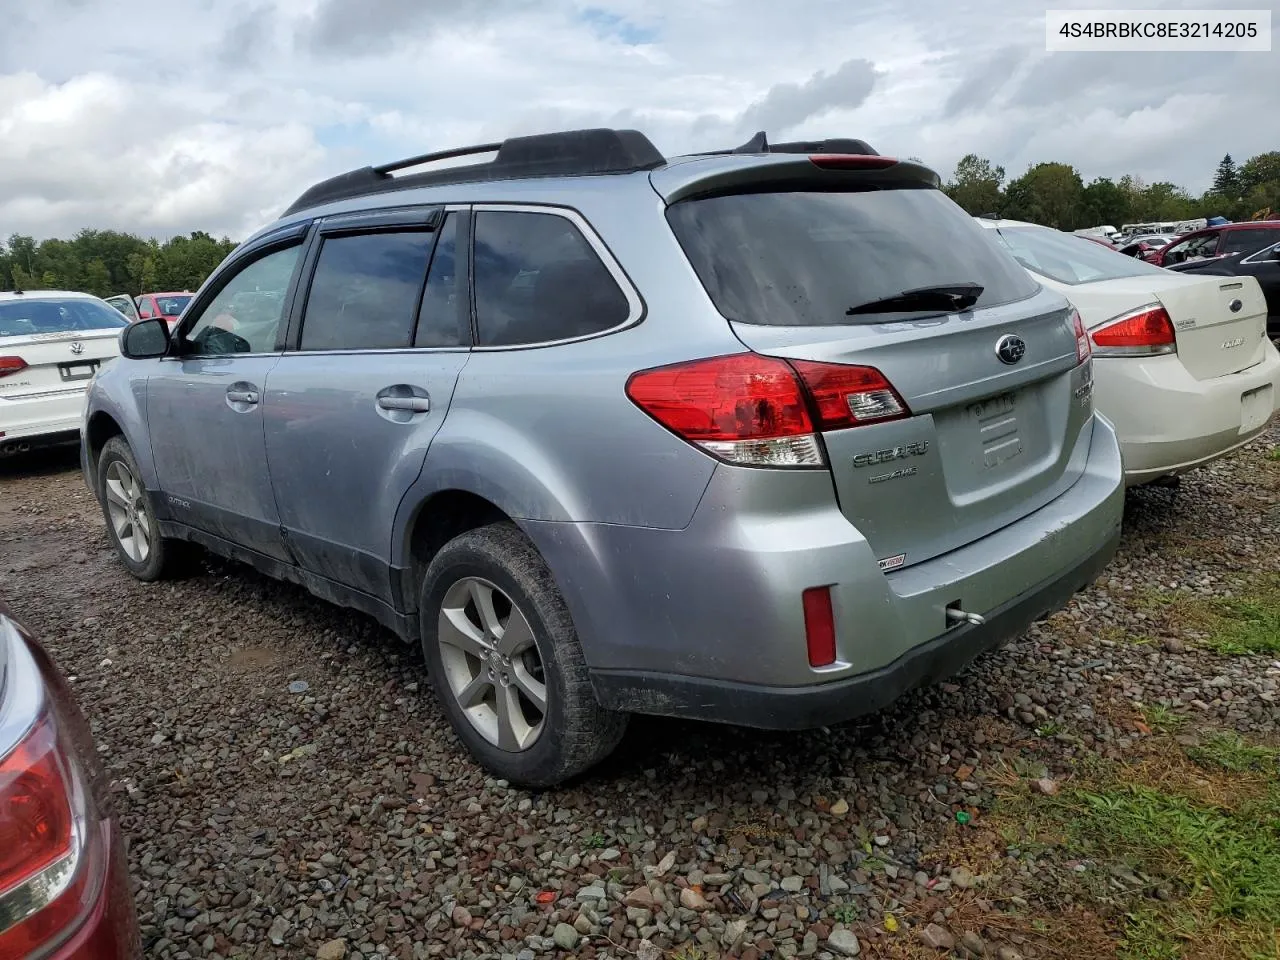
[992,225,1170,285]
[0,298,128,338]
[666,188,1039,326]
[154,295,192,316]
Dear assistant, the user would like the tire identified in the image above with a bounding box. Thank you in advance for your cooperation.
[97,436,189,582]
[419,523,628,788]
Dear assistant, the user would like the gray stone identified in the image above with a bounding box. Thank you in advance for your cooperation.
[552,923,580,950]
[918,923,955,950]
[827,928,861,956]
[781,875,805,892]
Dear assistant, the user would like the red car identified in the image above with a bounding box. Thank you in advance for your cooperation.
[0,603,139,958]
[1153,221,1280,267]
[134,292,192,329]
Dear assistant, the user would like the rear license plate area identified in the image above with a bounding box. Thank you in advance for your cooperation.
[971,391,1023,469]
[57,360,99,382]
[1241,384,1273,433]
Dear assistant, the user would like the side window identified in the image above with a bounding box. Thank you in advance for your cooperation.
[415,213,468,347]
[472,210,631,347]
[137,298,153,318]
[183,244,303,355]
[1223,229,1280,256]
[299,231,432,351]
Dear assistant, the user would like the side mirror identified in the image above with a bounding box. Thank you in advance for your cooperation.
[120,318,171,359]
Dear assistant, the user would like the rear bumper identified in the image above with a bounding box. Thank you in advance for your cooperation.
[0,390,86,443]
[590,533,1116,728]
[526,413,1124,728]
[1093,347,1280,484]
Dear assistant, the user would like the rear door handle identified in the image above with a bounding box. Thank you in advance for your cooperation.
[377,396,430,413]
[227,389,259,404]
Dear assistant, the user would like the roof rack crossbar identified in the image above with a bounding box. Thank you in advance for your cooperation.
[373,141,504,176]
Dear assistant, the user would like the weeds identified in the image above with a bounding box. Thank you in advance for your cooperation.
[830,902,859,925]
[583,831,607,849]
[1140,703,1185,734]
[1137,576,1280,655]
[1188,732,1280,774]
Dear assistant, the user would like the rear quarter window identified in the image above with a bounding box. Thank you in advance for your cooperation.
[666,188,1039,326]
[472,210,632,346]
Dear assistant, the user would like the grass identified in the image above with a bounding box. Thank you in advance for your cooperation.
[1140,703,1186,734]
[990,731,1280,960]
[1188,732,1280,774]
[1139,575,1280,655]
[1267,447,1280,461]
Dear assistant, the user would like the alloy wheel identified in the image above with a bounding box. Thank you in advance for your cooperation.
[437,577,547,751]
[103,460,151,563]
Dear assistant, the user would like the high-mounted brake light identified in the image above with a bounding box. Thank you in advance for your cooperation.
[1071,309,1091,365]
[0,357,28,378]
[1090,304,1177,357]
[625,354,911,468]
[808,155,898,170]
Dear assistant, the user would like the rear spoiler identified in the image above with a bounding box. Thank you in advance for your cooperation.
[649,152,942,204]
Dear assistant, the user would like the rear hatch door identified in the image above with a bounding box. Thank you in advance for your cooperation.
[665,179,1094,570]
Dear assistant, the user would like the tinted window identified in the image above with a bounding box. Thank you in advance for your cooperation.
[666,189,1039,326]
[416,213,468,347]
[300,231,433,351]
[154,295,192,316]
[992,225,1169,285]
[0,298,127,338]
[184,244,302,355]
[473,211,630,346]
[1222,229,1280,256]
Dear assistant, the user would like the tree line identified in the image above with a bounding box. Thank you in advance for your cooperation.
[945,150,1280,229]
[0,230,237,299]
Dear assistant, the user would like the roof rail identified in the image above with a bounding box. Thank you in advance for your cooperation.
[281,128,666,218]
[705,131,880,158]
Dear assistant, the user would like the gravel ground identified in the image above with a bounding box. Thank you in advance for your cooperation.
[2,431,1278,960]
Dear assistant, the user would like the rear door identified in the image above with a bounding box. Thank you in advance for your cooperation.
[666,185,1094,570]
[147,229,309,561]
[262,207,470,603]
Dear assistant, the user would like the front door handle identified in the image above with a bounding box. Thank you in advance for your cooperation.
[227,389,259,404]
[377,395,430,413]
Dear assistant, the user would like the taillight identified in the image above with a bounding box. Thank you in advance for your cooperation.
[1071,309,1091,364]
[0,357,28,378]
[1090,304,1177,357]
[790,360,908,429]
[625,354,911,468]
[0,714,75,894]
[809,155,898,170]
[0,622,106,958]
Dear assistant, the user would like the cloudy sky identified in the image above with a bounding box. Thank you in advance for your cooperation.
[1,0,1274,240]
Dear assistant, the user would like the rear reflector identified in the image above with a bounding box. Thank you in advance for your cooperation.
[1090,304,1177,356]
[802,587,837,667]
[0,357,28,378]
[625,354,911,468]
[809,155,898,170]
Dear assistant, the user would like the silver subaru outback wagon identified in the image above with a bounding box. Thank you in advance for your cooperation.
[82,129,1125,786]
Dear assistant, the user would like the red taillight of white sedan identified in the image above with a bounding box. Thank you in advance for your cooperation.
[1090,304,1178,357]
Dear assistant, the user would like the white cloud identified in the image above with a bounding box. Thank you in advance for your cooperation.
[0,0,1275,240]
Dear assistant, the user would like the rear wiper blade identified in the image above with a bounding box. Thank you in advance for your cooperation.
[845,282,984,316]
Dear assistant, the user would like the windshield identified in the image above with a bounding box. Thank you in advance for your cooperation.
[0,298,128,338]
[154,295,192,316]
[992,225,1170,285]
[666,188,1039,326]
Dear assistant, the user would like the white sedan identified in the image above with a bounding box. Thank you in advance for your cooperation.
[978,218,1280,486]
[0,290,127,456]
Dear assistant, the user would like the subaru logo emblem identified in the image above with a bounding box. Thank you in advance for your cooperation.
[1229,298,1243,313]
[69,341,84,355]
[995,334,1025,365]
